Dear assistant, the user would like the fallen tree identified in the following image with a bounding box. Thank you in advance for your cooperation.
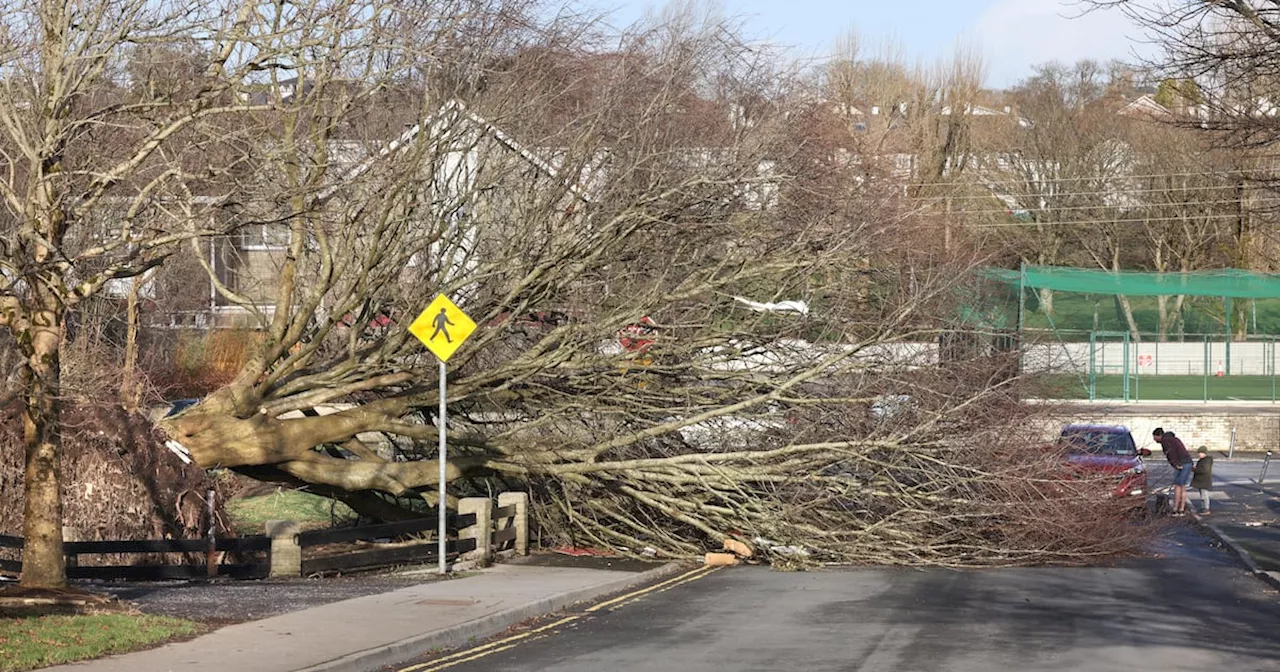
[152,7,1152,566]
[1,0,1154,586]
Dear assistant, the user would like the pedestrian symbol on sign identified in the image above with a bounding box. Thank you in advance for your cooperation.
[430,308,455,343]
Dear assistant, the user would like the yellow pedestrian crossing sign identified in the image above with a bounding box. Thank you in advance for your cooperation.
[409,294,476,362]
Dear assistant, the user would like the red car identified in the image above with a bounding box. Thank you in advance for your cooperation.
[1057,424,1151,500]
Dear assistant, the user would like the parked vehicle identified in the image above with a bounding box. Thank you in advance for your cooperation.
[1056,424,1151,500]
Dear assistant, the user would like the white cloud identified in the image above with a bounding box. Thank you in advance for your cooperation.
[975,0,1149,87]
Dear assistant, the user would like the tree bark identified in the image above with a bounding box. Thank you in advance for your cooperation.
[19,304,66,589]
[1117,295,1141,343]
[1038,287,1054,316]
[1156,294,1186,342]
[120,273,145,409]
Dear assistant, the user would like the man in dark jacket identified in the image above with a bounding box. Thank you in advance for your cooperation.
[1154,428,1195,516]
[1192,447,1214,515]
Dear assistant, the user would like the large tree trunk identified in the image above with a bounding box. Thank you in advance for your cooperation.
[1156,294,1186,342]
[1117,295,1141,343]
[120,274,144,409]
[19,305,66,589]
[1038,287,1054,316]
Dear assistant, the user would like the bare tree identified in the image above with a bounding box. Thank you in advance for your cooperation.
[1095,1,1280,145]
[1125,121,1239,338]
[0,0,250,589]
[0,0,534,589]
[821,38,1006,254]
[1088,1,1280,330]
[991,62,1129,318]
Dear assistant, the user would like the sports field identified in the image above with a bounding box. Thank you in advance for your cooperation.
[1045,374,1280,401]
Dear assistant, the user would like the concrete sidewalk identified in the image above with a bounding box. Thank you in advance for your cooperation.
[44,561,684,672]
[1189,480,1280,589]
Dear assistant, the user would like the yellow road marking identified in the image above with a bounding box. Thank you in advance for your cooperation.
[600,566,723,612]
[396,564,722,672]
[397,615,580,672]
[406,641,525,672]
[650,567,720,592]
[584,565,713,613]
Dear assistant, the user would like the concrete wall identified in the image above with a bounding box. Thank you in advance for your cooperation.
[1036,407,1280,452]
[1023,341,1278,376]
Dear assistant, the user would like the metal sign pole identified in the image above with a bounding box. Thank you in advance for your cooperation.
[407,293,476,575]
[438,360,447,574]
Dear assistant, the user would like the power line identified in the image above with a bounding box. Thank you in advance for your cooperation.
[936,211,1269,229]
[899,167,1280,189]
[907,182,1245,201]
[907,196,1279,217]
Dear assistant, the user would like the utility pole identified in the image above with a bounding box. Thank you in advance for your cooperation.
[1234,174,1248,340]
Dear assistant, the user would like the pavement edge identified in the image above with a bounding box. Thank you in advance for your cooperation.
[1190,512,1280,591]
[294,560,691,672]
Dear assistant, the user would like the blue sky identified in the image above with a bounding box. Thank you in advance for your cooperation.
[595,0,1152,88]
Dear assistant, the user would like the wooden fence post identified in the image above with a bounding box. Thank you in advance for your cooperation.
[265,520,301,578]
[458,497,492,565]
[497,492,529,556]
[206,488,217,578]
[62,526,80,569]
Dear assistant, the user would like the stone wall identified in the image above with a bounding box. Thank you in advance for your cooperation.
[1036,406,1280,452]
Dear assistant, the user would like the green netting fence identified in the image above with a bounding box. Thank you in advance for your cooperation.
[983,266,1280,299]
[979,265,1280,402]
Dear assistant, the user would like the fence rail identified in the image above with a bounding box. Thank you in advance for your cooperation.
[64,537,270,554]
[297,514,475,548]
[0,491,529,581]
[1019,330,1280,402]
[493,504,516,519]
[300,537,477,575]
[0,531,271,581]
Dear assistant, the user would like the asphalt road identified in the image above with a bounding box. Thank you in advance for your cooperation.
[390,528,1280,672]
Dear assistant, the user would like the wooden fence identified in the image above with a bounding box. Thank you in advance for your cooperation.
[296,514,477,575]
[0,492,529,581]
[0,533,270,581]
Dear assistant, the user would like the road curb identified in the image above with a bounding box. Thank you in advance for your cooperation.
[293,560,690,672]
[1189,512,1280,591]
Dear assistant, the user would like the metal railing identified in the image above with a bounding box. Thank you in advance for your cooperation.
[1023,330,1280,402]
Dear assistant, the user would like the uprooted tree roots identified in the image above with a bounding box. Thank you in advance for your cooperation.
[0,400,236,567]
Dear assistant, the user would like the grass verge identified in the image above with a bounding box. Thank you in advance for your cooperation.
[225,489,356,531]
[0,613,199,671]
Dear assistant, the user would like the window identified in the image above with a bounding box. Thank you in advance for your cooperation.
[1060,429,1136,456]
[237,224,290,250]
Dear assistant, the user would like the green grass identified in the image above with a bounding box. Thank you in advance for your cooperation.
[0,614,198,671]
[1045,374,1280,401]
[225,490,356,532]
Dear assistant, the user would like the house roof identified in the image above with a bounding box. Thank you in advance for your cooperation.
[319,98,594,204]
[1116,94,1172,120]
